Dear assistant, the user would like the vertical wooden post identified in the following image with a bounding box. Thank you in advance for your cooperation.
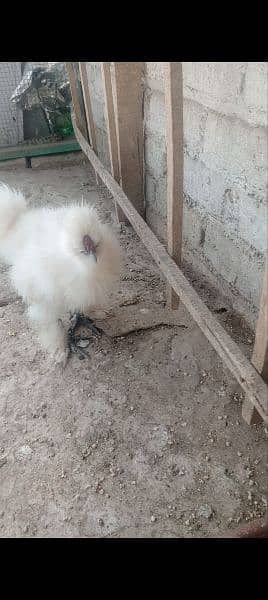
[65,62,88,141]
[101,62,126,223]
[79,62,98,154]
[165,62,184,309]
[78,62,99,184]
[112,62,145,220]
[242,261,268,424]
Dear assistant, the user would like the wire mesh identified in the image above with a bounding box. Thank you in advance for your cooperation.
[0,62,24,147]
[0,62,73,150]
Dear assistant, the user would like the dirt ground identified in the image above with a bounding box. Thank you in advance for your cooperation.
[0,154,267,538]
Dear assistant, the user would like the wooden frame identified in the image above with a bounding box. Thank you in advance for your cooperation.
[65,62,88,142]
[79,62,98,154]
[101,62,126,223]
[242,261,268,424]
[111,62,145,220]
[78,62,99,185]
[0,138,80,162]
[68,62,268,426]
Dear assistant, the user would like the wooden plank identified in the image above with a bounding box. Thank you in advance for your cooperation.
[165,62,184,309]
[101,63,120,181]
[252,261,268,378]
[72,115,268,424]
[65,62,88,142]
[78,62,99,185]
[79,62,98,154]
[242,397,263,425]
[242,261,268,424]
[101,62,126,223]
[112,62,145,219]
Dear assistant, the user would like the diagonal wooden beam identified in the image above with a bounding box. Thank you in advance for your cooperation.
[72,115,268,425]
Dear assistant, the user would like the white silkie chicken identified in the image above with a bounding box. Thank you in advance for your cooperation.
[0,183,121,365]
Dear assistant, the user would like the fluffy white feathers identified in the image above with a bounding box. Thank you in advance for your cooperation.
[0,183,121,364]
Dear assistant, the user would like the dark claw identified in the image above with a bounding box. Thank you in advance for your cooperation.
[68,312,103,360]
[70,313,103,338]
[69,339,90,360]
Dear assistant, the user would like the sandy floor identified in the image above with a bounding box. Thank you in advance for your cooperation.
[0,154,267,538]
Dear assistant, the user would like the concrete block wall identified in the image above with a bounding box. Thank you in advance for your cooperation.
[85,62,268,326]
[144,63,267,325]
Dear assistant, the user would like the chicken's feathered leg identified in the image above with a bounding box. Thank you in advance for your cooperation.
[28,304,69,367]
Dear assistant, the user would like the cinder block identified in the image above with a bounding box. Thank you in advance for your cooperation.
[145,90,166,138]
[184,155,267,251]
[144,133,166,180]
[204,216,244,284]
[235,254,265,307]
[243,63,268,115]
[184,99,208,159]
[184,62,244,103]
[184,154,228,219]
[238,195,268,253]
[155,176,167,218]
[184,62,267,128]
[183,203,205,250]
[203,216,264,306]
[202,112,268,192]
[145,173,156,207]
[86,63,104,102]
[145,63,165,92]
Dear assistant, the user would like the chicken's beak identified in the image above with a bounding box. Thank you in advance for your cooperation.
[81,235,98,261]
[80,248,97,261]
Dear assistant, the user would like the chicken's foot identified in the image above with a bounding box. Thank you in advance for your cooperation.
[68,312,103,360]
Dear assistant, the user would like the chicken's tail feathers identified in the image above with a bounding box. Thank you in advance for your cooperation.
[0,183,27,240]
